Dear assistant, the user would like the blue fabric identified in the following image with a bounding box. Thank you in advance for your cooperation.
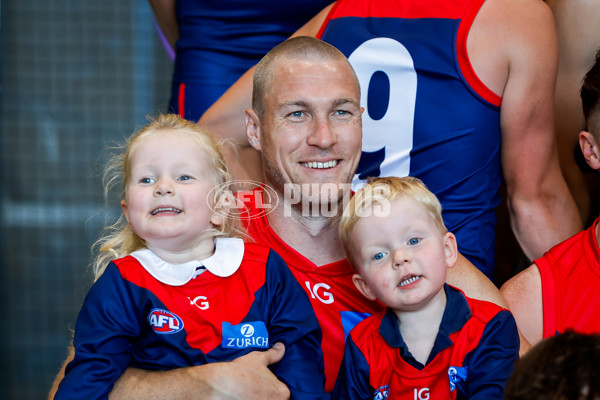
[169,0,332,119]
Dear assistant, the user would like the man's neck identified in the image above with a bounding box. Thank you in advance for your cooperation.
[267,201,347,266]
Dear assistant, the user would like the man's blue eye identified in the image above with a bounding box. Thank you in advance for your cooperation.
[291,111,304,117]
[373,252,385,260]
[408,237,421,245]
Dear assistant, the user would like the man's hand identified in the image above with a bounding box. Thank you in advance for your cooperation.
[109,343,290,400]
[51,343,290,400]
[217,342,291,400]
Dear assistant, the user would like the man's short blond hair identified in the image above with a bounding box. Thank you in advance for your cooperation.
[252,36,359,118]
[339,176,447,257]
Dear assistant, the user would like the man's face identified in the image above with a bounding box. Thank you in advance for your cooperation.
[251,57,363,209]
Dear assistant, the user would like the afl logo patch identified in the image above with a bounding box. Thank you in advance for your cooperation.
[148,308,184,334]
[373,385,389,400]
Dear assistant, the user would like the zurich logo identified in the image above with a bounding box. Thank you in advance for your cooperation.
[241,324,255,337]
[148,308,184,334]
[222,321,269,349]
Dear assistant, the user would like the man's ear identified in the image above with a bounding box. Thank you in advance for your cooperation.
[245,109,262,151]
[443,232,458,269]
[579,130,600,171]
[352,273,377,301]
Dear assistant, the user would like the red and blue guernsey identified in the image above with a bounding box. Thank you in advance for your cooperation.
[55,238,327,400]
[238,187,385,392]
[318,0,502,278]
[536,218,600,338]
[333,285,519,400]
[171,0,332,120]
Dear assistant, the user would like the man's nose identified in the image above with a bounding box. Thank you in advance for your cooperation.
[307,120,337,149]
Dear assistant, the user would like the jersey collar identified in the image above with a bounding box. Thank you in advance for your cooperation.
[130,237,245,286]
[379,284,471,368]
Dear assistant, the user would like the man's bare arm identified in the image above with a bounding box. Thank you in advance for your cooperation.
[495,0,582,260]
[447,254,532,355]
[500,265,544,348]
[49,343,290,400]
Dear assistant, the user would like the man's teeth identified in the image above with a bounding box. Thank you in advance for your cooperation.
[399,275,420,287]
[151,207,182,215]
[302,160,338,169]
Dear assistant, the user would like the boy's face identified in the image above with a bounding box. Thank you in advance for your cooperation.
[349,196,457,312]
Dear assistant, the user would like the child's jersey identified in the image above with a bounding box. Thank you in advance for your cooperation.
[238,187,385,391]
[334,285,519,400]
[56,238,326,400]
[317,0,502,277]
[535,218,600,338]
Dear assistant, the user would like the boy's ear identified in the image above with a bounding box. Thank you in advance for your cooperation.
[579,130,600,171]
[352,273,377,301]
[443,232,458,269]
[245,109,262,151]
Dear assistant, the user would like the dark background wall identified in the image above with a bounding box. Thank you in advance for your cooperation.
[1,1,172,398]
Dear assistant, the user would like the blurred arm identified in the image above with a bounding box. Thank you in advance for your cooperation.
[148,0,178,49]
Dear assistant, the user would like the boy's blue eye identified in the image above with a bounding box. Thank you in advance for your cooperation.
[140,177,154,184]
[408,237,421,245]
[373,252,385,260]
[178,175,192,182]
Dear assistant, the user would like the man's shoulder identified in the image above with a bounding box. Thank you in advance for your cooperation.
[536,222,596,273]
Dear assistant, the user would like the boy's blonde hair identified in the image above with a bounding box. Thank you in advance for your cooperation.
[92,113,241,280]
[339,176,447,258]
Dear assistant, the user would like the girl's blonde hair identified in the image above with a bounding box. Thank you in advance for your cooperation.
[92,113,242,280]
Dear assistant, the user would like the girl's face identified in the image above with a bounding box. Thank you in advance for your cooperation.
[122,130,222,260]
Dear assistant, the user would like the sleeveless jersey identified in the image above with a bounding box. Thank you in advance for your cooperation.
[237,187,385,391]
[170,0,332,120]
[318,0,502,277]
[334,285,519,400]
[535,218,600,338]
[56,242,326,400]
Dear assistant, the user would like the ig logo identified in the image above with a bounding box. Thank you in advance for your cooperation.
[188,296,209,310]
[414,388,430,400]
[305,282,334,304]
